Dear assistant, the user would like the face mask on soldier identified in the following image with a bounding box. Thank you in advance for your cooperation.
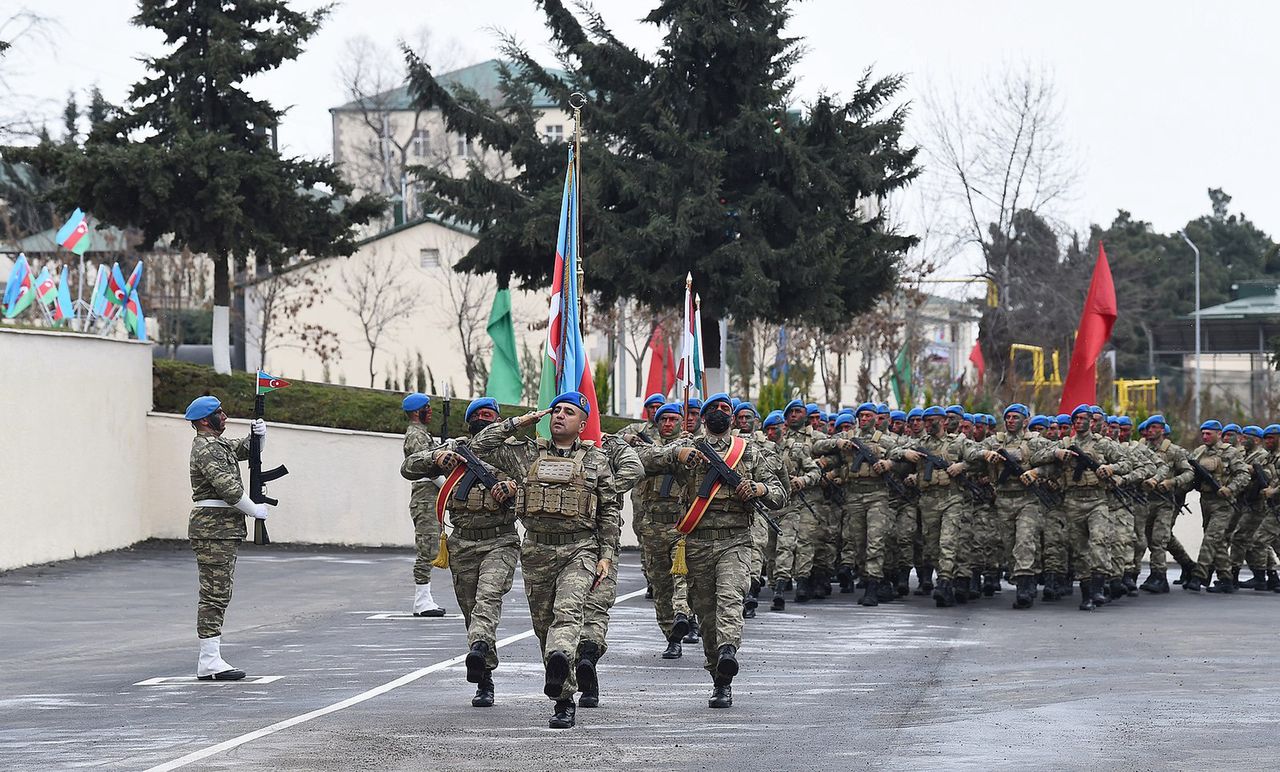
[704,409,732,434]
[467,418,494,435]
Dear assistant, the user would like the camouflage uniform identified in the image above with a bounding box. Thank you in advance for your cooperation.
[634,429,695,639]
[1110,440,1158,584]
[189,433,251,639]
[1187,440,1250,585]
[641,431,786,675]
[580,434,645,656]
[772,427,823,590]
[617,419,657,580]
[404,423,441,587]
[1140,437,1194,579]
[469,418,621,701]
[1248,444,1280,582]
[892,431,968,585]
[1229,443,1271,579]
[401,438,517,671]
[969,429,1053,581]
[814,426,897,582]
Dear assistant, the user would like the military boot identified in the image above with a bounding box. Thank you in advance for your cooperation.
[1182,571,1204,592]
[1078,579,1095,611]
[858,579,880,607]
[915,565,935,596]
[544,650,571,699]
[715,644,739,678]
[932,578,955,608]
[708,674,733,708]
[743,595,758,620]
[549,699,576,729]
[472,672,495,708]
[1239,570,1266,590]
[953,576,970,604]
[1061,571,1076,596]
[671,613,691,642]
[968,573,983,601]
[1041,572,1060,601]
[1232,566,1241,585]
[877,574,897,603]
[837,565,856,594]
[771,580,786,611]
[982,573,1000,597]
[1122,572,1139,596]
[1173,559,1196,585]
[795,577,812,603]
[1013,576,1035,609]
[576,641,602,708]
[662,640,682,659]
[1091,576,1109,607]
[895,569,910,597]
[1206,570,1237,594]
[465,641,490,684]
[1139,570,1164,593]
[1107,578,1126,601]
[1268,570,1280,592]
[684,616,702,644]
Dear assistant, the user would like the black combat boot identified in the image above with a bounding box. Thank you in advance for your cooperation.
[1181,571,1204,592]
[771,580,786,611]
[1078,579,1096,611]
[743,595,758,620]
[1139,570,1164,593]
[1173,559,1196,585]
[472,672,495,708]
[968,573,983,601]
[544,650,571,699]
[465,640,490,684]
[1013,576,1034,609]
[915,565,935,595]
[684,616,701,644]
[1122,572,1139,596]
[1269,570,1280,592]
[576,641,601,708]
[715,644,739,678]
[1239,570,1266,590]
[932,578,955,608]
[895,569,910,597]
[837,565,856,594]
[662,640,683,659]
[858,579,880,607]
[1153,572,1171,593]
[795,576,812,603]
[549,699,576,729]
[876,572,897,603]
[1232,566,1241,585]
[1206,570,1237,594]
[1091,576,1109,607]
[953,576,970,604]
[1061,571,1076,596]
[1041,572,1060,601]
[708,674,733,708]
[1107,578,1126,601]
[982,573,1000,597]
[671,613,691,642]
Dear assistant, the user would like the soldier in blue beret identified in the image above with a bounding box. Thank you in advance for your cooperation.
[402,392,447,618]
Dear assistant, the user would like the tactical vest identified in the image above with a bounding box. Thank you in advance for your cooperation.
[1190,444,1229,484]
[1062,438,1102,488]
[848,429,886,480]
[517,441,597,521]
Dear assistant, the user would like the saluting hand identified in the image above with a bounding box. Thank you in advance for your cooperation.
[518,408,551,428]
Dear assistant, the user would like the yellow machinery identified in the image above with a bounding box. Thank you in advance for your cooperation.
[1115,379,1159,416]
[1008,344,1061,387]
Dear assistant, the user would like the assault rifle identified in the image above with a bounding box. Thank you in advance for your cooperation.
[992,448,1062,509]
[451,443,505,503]
[693,438,783,535]
[249,393,289,545]
[846,436,911,501]
[1067,444,1136,516]
[913,446,996,505]
[1188,457,1244,514]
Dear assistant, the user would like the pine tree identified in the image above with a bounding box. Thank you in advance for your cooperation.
[11,0,382,370]
[405,0,918,367]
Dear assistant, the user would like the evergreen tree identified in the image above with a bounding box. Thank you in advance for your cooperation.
[11,0,382,370]
[61,92,78,145]
[405,0,918,366]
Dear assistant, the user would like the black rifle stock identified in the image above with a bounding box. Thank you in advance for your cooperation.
[992,448,1061,509]
[452,443,503,502]
[1067,444,1135,515]
[693,438,782,535]
[249,394,288,545]
[846,436,911,500]
[1188,457,1244,514]
[914,445,998,506]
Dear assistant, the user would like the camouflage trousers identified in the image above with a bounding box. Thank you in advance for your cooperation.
[1194,496,1238,581]
[1105,499,1135,579]
[1131,501,1160,574]
[889,501,919,574]
[774,504,818,581]
[926,490,966,580]
[970,502,1003,573]
[192,538,239,639]
[994,492,1044,578]
[581,559,618,656]
[684,530,753,674]
[1229,502,1269,572]
[410,501,441,585]
[749,517,778,579]
[521,536,598,700]
[1250,510,1280,570]
[1149,496,1195,569]
[1041,506,1069,574]
[812,501,842,576]
[638,519,690,641]
[448,532,519,671]
[841,485,892,579]
[1064,491,1114,578]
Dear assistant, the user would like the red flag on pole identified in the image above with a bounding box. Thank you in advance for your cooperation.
[643,324,676,398]
[1058,243,1118,412]
[968,340,985,385]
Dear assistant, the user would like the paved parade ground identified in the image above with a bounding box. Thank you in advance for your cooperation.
[3,541,1279,771]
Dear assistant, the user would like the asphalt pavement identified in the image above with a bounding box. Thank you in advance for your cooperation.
[2,541,1278,771]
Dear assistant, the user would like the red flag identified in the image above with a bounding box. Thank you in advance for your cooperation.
[643,324,676,399]
[1058,243,1118,412]
[968,340,985,385]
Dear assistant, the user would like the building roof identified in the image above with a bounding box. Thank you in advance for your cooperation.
[1190,285,1280,319]
[331,59,565,113]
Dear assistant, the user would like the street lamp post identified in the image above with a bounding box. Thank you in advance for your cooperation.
[1180,231,1201,425]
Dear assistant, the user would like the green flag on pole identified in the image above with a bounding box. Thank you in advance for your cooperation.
[890,344,912,406]
[485,288,523,403]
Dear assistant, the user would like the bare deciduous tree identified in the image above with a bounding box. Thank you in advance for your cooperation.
[246,267,341,372]
[339,250,417,387]
[430,241,494,397]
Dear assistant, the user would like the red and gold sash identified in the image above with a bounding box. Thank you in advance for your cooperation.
[431,463,469,569]
[676,435,748,535]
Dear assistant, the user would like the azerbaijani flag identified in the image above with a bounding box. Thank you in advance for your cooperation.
[256,370,291,395]
[3,254,33,318]
[674,273,703,399]
[106,262,129,307]
[53,266,75,323]
[536,144,601,442]
[89,264,109,317]
[33,266,57,307]
[55,208,92,256]
[124,290,148,341]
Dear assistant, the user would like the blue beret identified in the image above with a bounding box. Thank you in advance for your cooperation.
[856,401,877,415]
[805,402,820,415]
[876,402,890,414]
[982,414,994,426]
[890,410,906,421]
[962,412,975,423]
[839,407,854,415]
[549,391,591,416]
[763,410,785,429]
[1116,416,1133,427]
[1071,404,1092,418]
[1028,415,1050,429]
[784,399,806,414]
[946,404,964,416]
[730,397,741,411]
[1089,404,1104,416]
[465,397,499,421]
[704,392,732,410]
[1223,423,1241,433]
[906,408,924,420]
[1106,416,1119,425]
[1004,403,1029,417]
[686,398,703,410]
[1163,422,1171,434]
[1200,420,1222,432]
[655,402,683,419]
[184,395,222,421]
[1056,413,1072,425]
[835,413,854,428]
[923,406,944,418]
[1137,417,1151,431]
[819,411,830,422]
[402,393,430,412]
[1265,424,1280,437]
[734,401,757,416]
[1146,413,1164,427]
[1244,425,1264,438]
[644,392,665,408]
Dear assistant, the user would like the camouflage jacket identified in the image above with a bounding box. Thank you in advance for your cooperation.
[1143,437,1195,491]
[1117,440,1160,487]
[813,426,899,488]
[893,430,971,492]
[404,423,440,508]
[469,418,622,562]
[965,429,1050,493]
[1188,441,1250,497]
[401,436,515,532]
[635,430,693,516]
[188,433,251,540]
[1031,432,1133,491]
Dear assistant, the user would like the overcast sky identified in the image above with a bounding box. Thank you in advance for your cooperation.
[5,0,1278,294]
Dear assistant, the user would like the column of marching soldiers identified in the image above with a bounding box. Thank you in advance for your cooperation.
[181,387,1280,731]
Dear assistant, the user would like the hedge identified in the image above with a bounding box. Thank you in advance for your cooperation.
[153,360,634,436]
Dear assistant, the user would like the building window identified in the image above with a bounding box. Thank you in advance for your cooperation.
[454,135,472,158]
[420,248,441,268]
[412,129,430,158]
[543,124,564,143]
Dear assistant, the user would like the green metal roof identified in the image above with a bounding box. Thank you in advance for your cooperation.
[1191,284,1280,319]
[331,59,565,113]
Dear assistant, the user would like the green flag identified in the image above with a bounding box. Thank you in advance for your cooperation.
[485,288,523,403]
[890,344,912,406]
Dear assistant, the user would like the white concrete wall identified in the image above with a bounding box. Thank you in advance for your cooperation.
[0,329,153,571]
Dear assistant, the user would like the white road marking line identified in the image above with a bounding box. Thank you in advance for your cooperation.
[144,587,648,772]
[364,613,465,620]
[134,676,285,686]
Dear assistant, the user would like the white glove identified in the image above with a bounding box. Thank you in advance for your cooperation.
[232,494,257,518]
[251,419,267,436]
[253,503,268,520]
